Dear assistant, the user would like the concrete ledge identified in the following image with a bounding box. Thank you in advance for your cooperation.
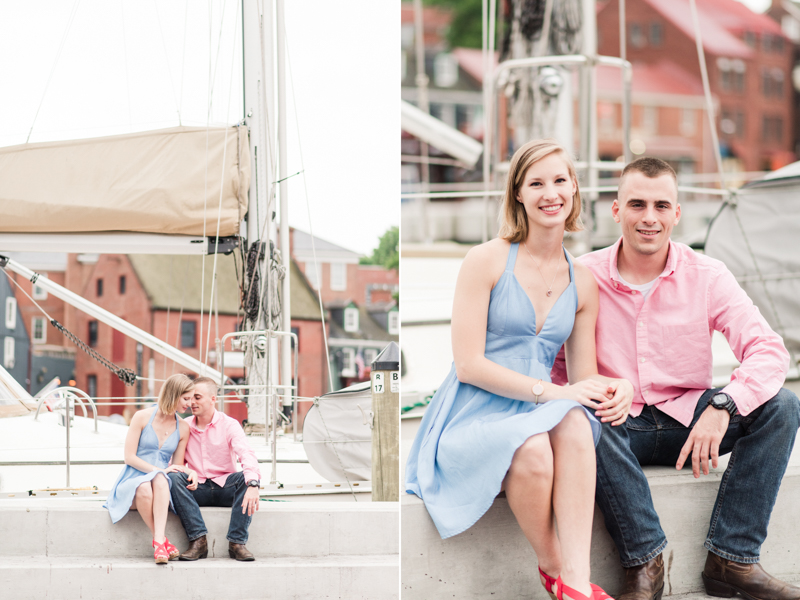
[401,463,800,600]
[0,555,399,600]
[0,501,399,559]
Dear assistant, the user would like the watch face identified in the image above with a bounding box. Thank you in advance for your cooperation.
[532,383,544,396]
[712,393,729,407]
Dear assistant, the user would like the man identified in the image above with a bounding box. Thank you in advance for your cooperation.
[168,376,261,561]
[554,157,800,600]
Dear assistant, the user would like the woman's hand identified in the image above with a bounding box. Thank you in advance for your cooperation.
[595,379,634,426]
[562,379,614,409]
[164,464,185,474]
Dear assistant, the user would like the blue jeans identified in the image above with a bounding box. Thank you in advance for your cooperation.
[168,470,251,544]
[594,388,800,567]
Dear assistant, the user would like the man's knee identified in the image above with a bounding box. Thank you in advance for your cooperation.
[766,387,800,429]
[228,471,246,488]
[168,471,188,486]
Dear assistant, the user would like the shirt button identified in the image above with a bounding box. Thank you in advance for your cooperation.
[643,390,649,396]
[640,357,646,363]
[614,282,619,289]
[632,290,637,294]
[638,321,644,327]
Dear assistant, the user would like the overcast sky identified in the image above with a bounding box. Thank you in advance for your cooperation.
[0,1,398,256]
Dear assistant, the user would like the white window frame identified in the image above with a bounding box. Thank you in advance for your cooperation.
[32,316,47,345]
[3,336,14,369]
[5,297,17,330]
[388,311,399,335]
[341,347,356,378]
[330,262,347,291]
[344,307,359,333]
[32,274,48,300]
[364,348,378,367]
[305,262,322,290]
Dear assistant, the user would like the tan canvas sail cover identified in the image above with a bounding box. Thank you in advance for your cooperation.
[0,126,250,237]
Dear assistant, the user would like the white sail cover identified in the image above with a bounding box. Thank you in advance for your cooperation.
[302,382,372,482]
[705,170,800,359]
[0,126,249,237]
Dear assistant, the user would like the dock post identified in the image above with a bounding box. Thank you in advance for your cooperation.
[370,342,400,501]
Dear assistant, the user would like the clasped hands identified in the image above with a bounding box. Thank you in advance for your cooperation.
[564,378,634,426]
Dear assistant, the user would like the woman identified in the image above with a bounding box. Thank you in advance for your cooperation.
[104,373,198,564]
[405,139,633,600]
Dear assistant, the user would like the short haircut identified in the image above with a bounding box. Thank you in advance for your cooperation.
[498,139,583,243]
[620,157,677,193]
[192,376,218,398]
[157,374,195,414]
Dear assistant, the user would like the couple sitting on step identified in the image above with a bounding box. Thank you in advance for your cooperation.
[406,142,800,600]
[104,375,260,563]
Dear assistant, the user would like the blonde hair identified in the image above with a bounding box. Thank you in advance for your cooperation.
[157,374,195,414]
[498,139,583,243]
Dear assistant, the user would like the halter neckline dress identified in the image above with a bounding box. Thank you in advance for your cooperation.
[405,242,601,539]
[104,407,180,523]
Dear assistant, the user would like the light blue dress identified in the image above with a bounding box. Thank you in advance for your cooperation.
[405,243,601,539]
[104,408,180,524]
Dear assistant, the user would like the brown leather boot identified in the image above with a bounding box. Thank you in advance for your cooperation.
[619,554,664,600]
[178,535,208,561]
[229,542,255,561]
[703,552,800,600]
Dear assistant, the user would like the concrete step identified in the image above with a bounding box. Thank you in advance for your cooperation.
[401,456,800,600]
[0,555,399,600]
[0,500,399,559]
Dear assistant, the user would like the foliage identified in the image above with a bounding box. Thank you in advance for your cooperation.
[423,0,492,50]
[360,226,399,272]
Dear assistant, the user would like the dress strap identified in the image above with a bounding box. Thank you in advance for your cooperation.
[147,406,158,425]
[563,246,575,283]
[505,243,519,272]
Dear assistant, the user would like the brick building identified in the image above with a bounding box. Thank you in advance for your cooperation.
[597,0,795,172]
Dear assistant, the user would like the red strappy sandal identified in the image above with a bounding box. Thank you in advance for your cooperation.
[556,575,615,600]
[164,538,180,560]
[539,566,558,600]
[152,539,170,564]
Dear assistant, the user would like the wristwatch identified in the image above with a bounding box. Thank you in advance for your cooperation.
[707,392,737,417]
[531,379,544,405]
[247,480,260,488]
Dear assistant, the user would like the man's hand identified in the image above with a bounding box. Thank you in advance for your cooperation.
[186,469,198,491]
[242,485,260,516]
[676,406,730,477]
[594,379,634,426]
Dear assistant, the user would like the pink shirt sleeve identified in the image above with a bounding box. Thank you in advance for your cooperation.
[226,418,261,482]
[709,264,789,415]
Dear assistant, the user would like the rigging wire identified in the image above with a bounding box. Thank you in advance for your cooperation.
[120,0,133,130]
[179,0,189,126]
[283,23,335,393]
[26,0,81,144]
[153,0,183,124]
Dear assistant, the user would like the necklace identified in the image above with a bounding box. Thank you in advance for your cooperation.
[523,242,560,297]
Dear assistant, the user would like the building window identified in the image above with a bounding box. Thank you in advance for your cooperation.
[3,337,14,369]
[341,348,356,378]
[88,320,98,347]
[629,23,646,48]
[344,307,359,333]
[87,375,97,399]
[744,31,757,48]
[119,276,126,295]
[5,297,16,330]
[96,278,103,297]
[32,276,48,300]
[181,320,197,348]
[762,116,784,142]
[388,311,399,335]
[305,262,322,289]
[718,58,745,93]
[650,23,663,47]
[32,317,47,345]
[433,52,459,88]
[364,348,378,367]
[762,68,785,98]
[330,262,347,291]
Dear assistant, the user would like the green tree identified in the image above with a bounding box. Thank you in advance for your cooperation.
[361,226,399,272]
[423,0,492,50]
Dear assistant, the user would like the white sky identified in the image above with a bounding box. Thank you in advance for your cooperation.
[0,1,398,256]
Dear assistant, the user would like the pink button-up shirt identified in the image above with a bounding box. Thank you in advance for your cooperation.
[552,238,789,426]
[184,410,261,487]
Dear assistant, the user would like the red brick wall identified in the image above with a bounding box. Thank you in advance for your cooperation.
[292,317,329,427]
[297,261,398,306]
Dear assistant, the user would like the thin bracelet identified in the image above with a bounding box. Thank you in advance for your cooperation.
[531,379,544,404]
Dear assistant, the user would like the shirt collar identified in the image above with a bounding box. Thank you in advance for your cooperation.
[608,237,677,287]
[189,409,222,431]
